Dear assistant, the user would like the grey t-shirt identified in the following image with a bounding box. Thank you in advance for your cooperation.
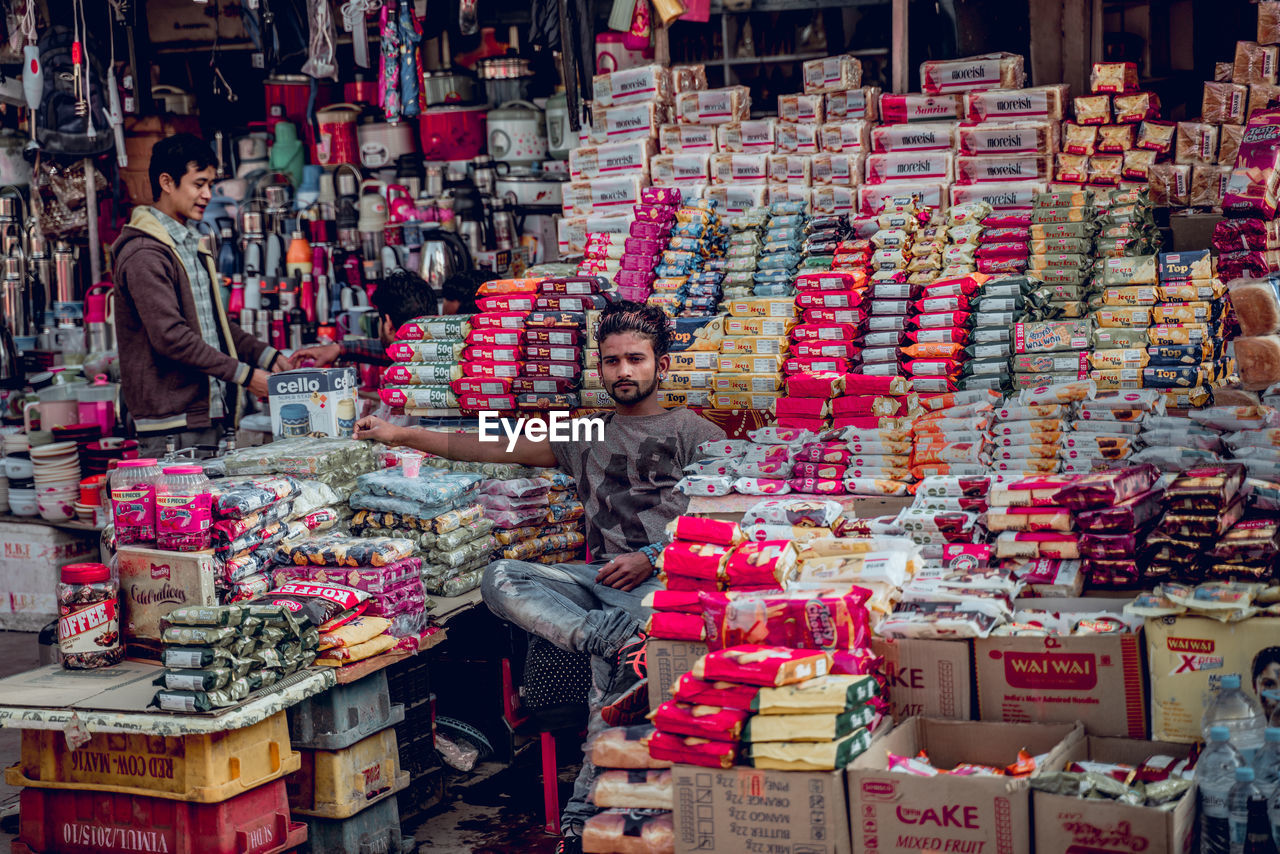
[552,407,726,561]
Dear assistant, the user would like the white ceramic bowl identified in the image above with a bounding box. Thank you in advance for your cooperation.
[3,456,32,480]
[9,490,36,516]
[38,497,74,522]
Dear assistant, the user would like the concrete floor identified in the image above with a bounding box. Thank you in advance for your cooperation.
[0,631,576,853]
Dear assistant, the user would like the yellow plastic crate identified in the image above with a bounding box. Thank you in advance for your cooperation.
[5,710,300,803]
[287,727,409,819]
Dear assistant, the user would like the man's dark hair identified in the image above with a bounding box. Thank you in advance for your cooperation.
[1254,647,1280,683]
[441,270,483,314]
[372,268,439,329]
[595,300,672,358]
[149,134,217,202]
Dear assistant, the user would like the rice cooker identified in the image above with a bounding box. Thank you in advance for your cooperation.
[494,171,565,208]
[486,101,548,167]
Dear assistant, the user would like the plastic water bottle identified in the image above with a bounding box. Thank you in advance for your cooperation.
[1233,767,1265,854]
[1201,726,1247,854]
[1254,729,1280,800]
[1206,675,1268,762]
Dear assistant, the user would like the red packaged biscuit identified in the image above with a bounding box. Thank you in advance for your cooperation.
[650,701,750,741]
[985,212,1033,228]
[792,323,863,342]
[647,612,707,641]
[785,371,847,397]
[525,344,581,362]
[912,311,971,329]
[785,356,853,375]
[462,361,522,379]
[788,478,847,495]
[523,360,583,379]
[459,393,517,410]
[525,328,583,347]
[671,517,745,547]
[776,398,829,420]
[724,541,799,588]
[462,344,524,362]
[792,462,848,480]
[802,308,869,325]
[796,290,867,309]
[450,377,513,396]
[793,341,860,359]
[692,645,833,687]
[647,732,737,769]
[470,311,529,329]
[1079,529,1149,560]
[510,376,578,394]
[776,417,830,433]
[704,591,871,652]
[476,293,538,312]
[832,395,908,417]
[467,328,526,347]
[795,270,868,291]
[672,674,760,710]
[1054,464,1160,510]
[1074,488,1165,533]
[646,590,704,614]
[662,541,733,580]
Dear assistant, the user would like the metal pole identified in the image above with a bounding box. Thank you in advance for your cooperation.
[84,158,100,285]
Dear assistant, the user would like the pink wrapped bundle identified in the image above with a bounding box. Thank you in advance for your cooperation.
[647,732,737,769]
[796,443,853,464]
[651,701,749,741]
[693,645,833,687]
[663,541,733,580]
[1079,530,1148,560]
[795,270,868,291]
[878,93,963,123]
[788,478,847,495]
[785,371,847,398]
[976,242,1031,258]
[793,462,848,480]
[776,417,831,433]
[1054,464,1159,510]
[776,398,830,420]
[921,52,1025,94]
[833,395,909,418]
[793,340,859,360]
[832,647,882,677]
[671,516,745,546]
[796,290,867,310]
[647,612,707,641]
[701,591,871,652]
[844,374,911,395]
[785,356,853,375]
[646,590,704,614]
[724,541,797,588]
[641,186,683,205]
[792,323,863,342]
[672,673,760,710]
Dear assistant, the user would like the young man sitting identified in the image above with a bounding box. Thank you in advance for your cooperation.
[292,268,439,368]
[354,302,725,849]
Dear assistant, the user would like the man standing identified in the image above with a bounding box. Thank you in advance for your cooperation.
[112,134,287,456]
[354,302,725,849]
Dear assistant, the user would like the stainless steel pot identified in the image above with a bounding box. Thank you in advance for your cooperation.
[494,171,565,208]
[475,55,535,108]
[423,70,480,107]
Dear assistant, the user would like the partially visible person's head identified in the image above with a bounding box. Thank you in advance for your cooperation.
[1254,647,1280,720]
[595,301,671,406]
[441,271,483,315]
[372,269,439,346]
[149,134,217,222]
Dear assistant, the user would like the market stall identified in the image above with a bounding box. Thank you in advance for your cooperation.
[0,0,1278,851]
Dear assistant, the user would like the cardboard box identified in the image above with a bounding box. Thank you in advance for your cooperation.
[648,639,709,713]
[0,522,98,631]
[116,547,219,646]
[871,638,973,722]
[1145,614,1280,743]
[267,367,358,439]
[975,599,1147,737]
[1034,737,1195,854]
[848,718,1084,854]
[672,763,851,854]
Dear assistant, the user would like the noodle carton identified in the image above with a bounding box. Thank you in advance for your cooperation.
[268,367,359,440]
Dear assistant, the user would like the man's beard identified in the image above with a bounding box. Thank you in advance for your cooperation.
[607,373,658,404]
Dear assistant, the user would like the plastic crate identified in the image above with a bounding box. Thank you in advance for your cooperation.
[11,779,306,854]
[301,794,402,854]
[288,727,410,819]
[6,710,300,802]
[289,670,405,751]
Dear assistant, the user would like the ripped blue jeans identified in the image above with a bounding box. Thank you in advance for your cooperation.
[480,558,662,833]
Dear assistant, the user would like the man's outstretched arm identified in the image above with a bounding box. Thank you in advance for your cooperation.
[354,415,558,468]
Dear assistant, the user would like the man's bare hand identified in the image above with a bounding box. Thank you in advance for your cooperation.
[272,353,295,373]
[247,369,271,399]
[291,343,340,368]
[354,415,402,445]
[596,552,655,592]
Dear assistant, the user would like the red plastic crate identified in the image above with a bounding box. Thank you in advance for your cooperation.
[13,779,306,854]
